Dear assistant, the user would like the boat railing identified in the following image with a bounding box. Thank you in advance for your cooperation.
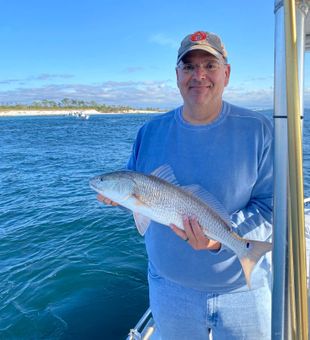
[126,307,155,340]
[304,198,310,288]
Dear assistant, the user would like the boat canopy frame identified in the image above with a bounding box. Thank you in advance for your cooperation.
[272,1,310,339]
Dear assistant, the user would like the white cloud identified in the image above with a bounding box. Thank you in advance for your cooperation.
[1,80,309,110]
[0,81,182,109]
[304,87,310,108]
[224,87,274,109]
[149,33,178,49]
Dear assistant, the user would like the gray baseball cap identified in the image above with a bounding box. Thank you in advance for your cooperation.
[177,31,228,64]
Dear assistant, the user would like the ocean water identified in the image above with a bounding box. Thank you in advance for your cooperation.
[1,110,310,339]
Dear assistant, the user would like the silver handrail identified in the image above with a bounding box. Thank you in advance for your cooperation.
[127,308,154,340]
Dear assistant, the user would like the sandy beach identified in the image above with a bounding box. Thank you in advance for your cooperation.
[0,109,161,117]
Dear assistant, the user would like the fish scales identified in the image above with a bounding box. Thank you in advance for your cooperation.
[123,172,238,247]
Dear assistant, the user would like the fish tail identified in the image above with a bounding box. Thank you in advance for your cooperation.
[239,240,272,288]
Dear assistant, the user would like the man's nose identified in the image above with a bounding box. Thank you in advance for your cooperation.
[192,65,208,79]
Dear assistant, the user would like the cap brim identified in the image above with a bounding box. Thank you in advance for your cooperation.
[177,45,222,64]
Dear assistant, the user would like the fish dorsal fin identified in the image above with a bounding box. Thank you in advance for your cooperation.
[151,164,179,186]
[133,212,151,236]
[182,184,231,226]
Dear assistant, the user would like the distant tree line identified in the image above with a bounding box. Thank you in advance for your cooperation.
[0,98,160,113]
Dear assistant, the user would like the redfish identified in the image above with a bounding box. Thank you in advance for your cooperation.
[90,165,272,287]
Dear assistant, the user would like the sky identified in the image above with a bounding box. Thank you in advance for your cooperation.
[1,0,309,110]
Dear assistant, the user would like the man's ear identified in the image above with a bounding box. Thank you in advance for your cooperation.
[176,67,181,89]
[224,64,231,87]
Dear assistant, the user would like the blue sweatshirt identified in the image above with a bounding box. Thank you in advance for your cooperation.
[127,101,273,293]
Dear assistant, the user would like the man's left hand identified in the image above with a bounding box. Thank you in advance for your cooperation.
[170,216,221,251]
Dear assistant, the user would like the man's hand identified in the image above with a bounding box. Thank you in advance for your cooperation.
[170,216,221,251]
[97,194,119,206]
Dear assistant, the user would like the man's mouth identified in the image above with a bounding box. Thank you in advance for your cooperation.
[190,84,213,89]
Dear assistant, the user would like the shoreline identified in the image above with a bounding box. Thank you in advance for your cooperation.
[0,109,162,117]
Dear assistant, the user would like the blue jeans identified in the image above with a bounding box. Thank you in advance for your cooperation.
[148,270,271,340]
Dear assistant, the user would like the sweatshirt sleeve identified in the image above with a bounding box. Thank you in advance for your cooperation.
[230,118,273,242]
[126,127,143,171]
[126,141,137,171]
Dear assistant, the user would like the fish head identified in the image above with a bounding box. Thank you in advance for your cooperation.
[89,171,136,204]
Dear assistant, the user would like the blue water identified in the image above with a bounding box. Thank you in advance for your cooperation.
[1,111,310,339]
[0,114,151,339]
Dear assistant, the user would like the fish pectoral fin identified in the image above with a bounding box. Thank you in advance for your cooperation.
[132,193,148,207]
[133,212,151,236]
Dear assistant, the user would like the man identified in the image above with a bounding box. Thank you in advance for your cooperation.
[100,31,273,339]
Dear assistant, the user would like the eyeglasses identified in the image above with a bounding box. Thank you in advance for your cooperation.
[177,60,226,74]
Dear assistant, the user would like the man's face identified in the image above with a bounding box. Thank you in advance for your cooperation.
[176,50,230,110]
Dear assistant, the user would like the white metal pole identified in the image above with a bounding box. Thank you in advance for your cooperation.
[272,2,289,339]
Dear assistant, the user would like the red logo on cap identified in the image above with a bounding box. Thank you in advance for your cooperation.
[190,31,207,42]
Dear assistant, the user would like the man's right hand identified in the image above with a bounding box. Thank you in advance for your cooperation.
[97,194,119,206]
